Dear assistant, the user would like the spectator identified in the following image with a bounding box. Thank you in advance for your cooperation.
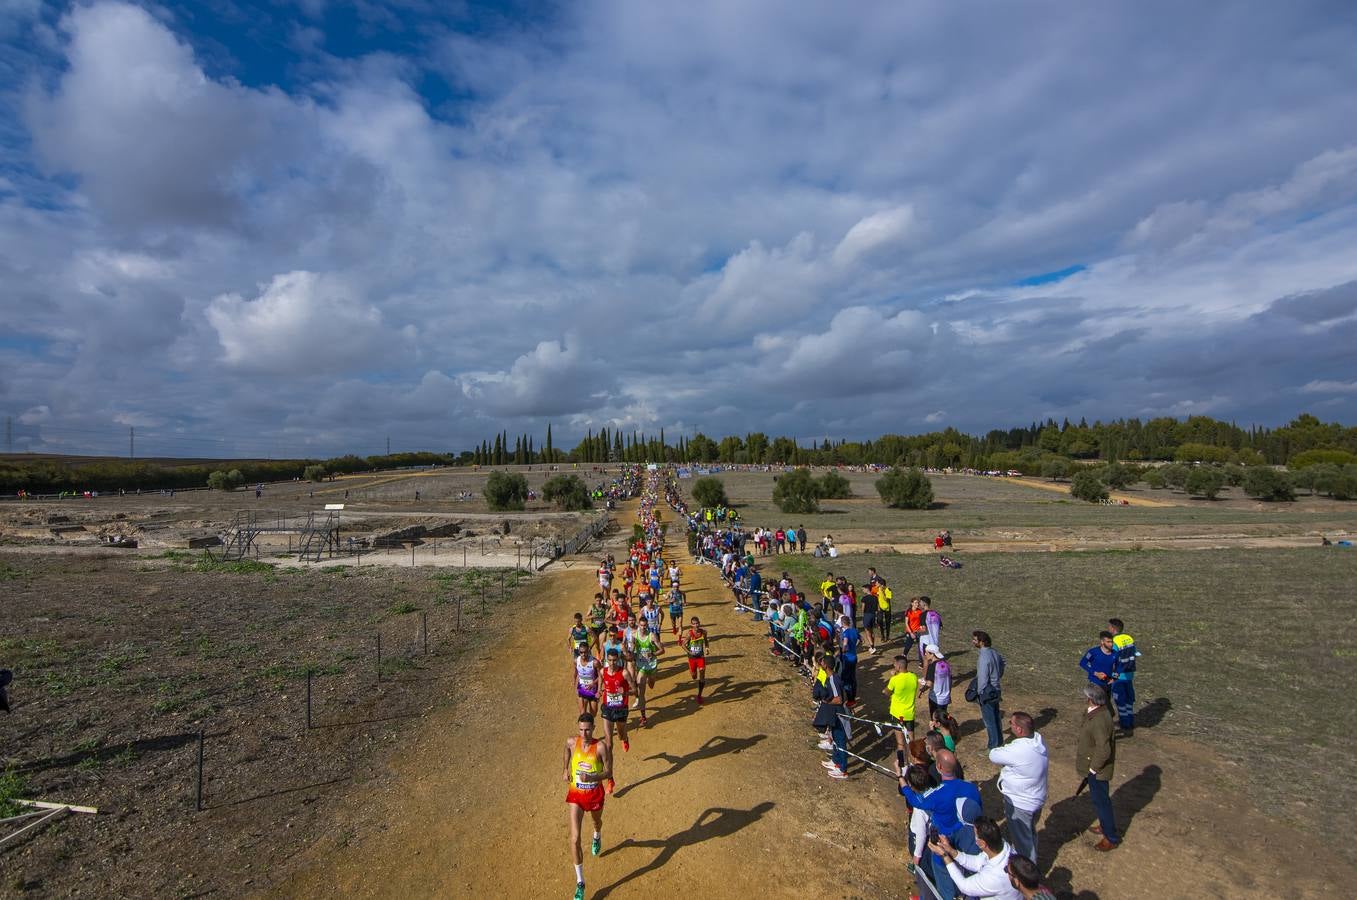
[971,631,1006,750]
[1076,684,1120,851]
[921,644,951,719]
[796,525,808,552]
[837,615,861,705]
[1006,856,1058,899]
[988,711,1048,863]
[1079,630,1120,697]
[1108,617,1141,734]
[899,749,981,900]
[932,816,1022,900]
[812,653,848,779]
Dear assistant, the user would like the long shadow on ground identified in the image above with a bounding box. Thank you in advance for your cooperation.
[595,801,776,898]
[614,734,767,798]
[1040,763,1163,882]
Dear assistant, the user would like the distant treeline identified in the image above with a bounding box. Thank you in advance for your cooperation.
[5,414,1355,494]
[474,413,1357,470]
[0,451,456,495]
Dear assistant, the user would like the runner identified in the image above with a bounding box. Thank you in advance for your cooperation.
[563,713,612,900]
[575,648,601,716]
[668,584,686,636]
[587,594,609,656]
[567,613,590,658]
[633,620,664,726]
[597,557,612,595]
[668,560,681,590]
[641,593,664,637]
[680,615,710,705]
[599,650,635,761]
[860,582,879,655]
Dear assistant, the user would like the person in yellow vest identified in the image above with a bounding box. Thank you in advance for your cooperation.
[564,713,612,900]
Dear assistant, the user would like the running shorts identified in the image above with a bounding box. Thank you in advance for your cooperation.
[578,686,598,700]
[602,704,628,723]
[567,785,605,811]
[687,656,706,676]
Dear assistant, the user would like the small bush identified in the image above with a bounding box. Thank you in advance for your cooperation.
[692,477,729,509]
[773,469,821,514]
[817,471,853,499]
[542,474,592,511]
[1243,467,1295,502]
[206,469,243,491]
[484,471,529,511]
[303,464,328,482]
[1185,467,1226,499]
[875,467,934,510]
[1040,458,1072,481]
[1159,464,1189,490]
[1222,464,1246,487]
[1070,471,1109,503]
[1142,468,1166,489]
[1098,463,1137,490]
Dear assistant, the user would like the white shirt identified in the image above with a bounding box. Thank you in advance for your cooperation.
[989,733,1049,813]
[945,843,1022,899]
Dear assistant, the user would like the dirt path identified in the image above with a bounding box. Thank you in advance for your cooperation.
[1009,477,1176,507]
[270,499,1351,899]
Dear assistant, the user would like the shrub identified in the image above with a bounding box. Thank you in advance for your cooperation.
[875,467,934,510]
[1222,464,1246,487]
[1289,448,1357,469]
[484,471,529,511]
[1159,464,1189,490]
[1141,468,1166,489]
[773,468,821,514]
[1185,467,1226,499]
[542,474,592,511]
[206,469,244,491]
[1243,467,1296,502]
[692,477,729,509]
[303,464,327,483]
[1070,471,1109,503]
[1040,458,1072,481]
[817,471,853,499]
[1098,463,1137,490]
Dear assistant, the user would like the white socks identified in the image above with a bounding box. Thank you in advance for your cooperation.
[575,864,583,883]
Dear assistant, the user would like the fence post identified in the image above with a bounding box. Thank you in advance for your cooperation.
[456,594,462,630]
[464,546,467,567]
[376,633,382,683]
[422,611,429,655]
[411,544,415,567]
[481,583,486,617]
[195,730,205,811]
[306,670,312,730]
[501,572,505,605]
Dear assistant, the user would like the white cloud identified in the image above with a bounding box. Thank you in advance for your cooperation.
[206,272,393,375]
[1301,380,1357,395]
[833,205,916,267]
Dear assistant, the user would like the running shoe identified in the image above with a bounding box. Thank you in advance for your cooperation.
[622,739,630,752]
[696,696,704,705]
[826,767,848,779]
[630,699,639,709]
[820,759,840,769]
[591,834,601,856]
[639,715,648,727]
[575,882,585,900]
[817,740,834,751]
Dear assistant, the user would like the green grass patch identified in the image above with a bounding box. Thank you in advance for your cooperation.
[0,562,22,580]
[388,600,420,615]
[0,768,28,817]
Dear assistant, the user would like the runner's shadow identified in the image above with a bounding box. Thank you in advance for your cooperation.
[1135,697,1172,728]
[1038,764,1163,870]
[596,802,775,897]
[614,734,767,798]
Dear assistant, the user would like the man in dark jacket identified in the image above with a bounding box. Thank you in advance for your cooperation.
[1076,683,1119,850]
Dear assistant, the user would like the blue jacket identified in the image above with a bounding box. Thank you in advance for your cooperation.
[1079,646,1120,685]
[899,777,982,839]
[1112,633,1138,679]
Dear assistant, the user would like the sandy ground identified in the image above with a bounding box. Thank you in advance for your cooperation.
[1007,477,1175,507]
[267,499,1352,900]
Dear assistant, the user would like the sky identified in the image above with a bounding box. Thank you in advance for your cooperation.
[2,0,1356,459]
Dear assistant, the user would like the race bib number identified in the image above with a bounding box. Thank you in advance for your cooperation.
[605,691,624,706]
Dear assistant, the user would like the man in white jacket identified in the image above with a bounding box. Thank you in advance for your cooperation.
[988,710,1048,863]
[932,817,1023,899]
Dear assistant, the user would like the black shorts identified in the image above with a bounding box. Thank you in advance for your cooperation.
[602,705,628,723]
[862,610,877,628]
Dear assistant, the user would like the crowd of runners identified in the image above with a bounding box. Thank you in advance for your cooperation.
[662,470,1139,900]
[565,468,712,900]
[562,465,1141,898]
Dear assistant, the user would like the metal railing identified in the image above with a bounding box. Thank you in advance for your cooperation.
[533,511,612,569]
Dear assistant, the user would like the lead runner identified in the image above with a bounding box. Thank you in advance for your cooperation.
[564,712,612,900]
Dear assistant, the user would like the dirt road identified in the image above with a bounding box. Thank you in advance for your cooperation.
[271,500,1352,899]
